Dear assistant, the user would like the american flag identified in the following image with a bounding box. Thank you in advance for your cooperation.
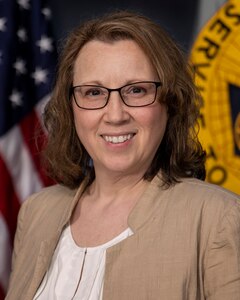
[0,0,56,298]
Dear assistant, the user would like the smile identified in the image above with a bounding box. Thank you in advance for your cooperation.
[102,134,134,144]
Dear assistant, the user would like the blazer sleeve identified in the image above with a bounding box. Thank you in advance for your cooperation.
[204,202,240,299]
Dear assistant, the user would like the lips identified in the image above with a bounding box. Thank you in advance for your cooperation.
[102,133,134,144]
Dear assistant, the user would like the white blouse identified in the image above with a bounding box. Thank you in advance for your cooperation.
[33,225,133,300]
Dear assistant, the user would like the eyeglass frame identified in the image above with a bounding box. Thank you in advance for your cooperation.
[70,81,162,110]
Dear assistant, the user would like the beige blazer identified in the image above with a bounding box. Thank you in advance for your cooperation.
[6,174,240,300]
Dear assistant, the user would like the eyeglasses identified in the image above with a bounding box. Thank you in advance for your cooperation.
[70,81,161,110]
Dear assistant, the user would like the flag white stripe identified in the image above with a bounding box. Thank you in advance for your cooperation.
[0,214,12,292]
[0,126,43,203]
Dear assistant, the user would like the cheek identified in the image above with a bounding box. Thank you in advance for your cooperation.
[138,105,167,133]
[72,106,100,143]
[72,108,89,140]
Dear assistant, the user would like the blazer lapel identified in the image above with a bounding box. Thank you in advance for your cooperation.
[25,180,89,299]
[25,235,61,299]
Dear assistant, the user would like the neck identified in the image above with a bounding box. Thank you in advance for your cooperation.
[87,169,149,205]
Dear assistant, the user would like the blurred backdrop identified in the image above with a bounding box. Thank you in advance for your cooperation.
[48,0,199,51]
[47,0,227,51]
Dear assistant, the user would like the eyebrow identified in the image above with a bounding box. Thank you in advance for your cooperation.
[73,79,157,87]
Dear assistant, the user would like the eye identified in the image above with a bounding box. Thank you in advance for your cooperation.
[126,85,147,97]
[84,88,103,97]
[132,87,145,93]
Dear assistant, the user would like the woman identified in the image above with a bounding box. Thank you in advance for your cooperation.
[6,11,240,300]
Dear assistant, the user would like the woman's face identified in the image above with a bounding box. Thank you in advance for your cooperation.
[72,39,168,177]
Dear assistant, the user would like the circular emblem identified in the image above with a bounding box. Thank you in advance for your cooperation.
[190,0,240,194]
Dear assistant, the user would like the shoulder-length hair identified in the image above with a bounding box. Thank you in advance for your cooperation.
[43,10,206,189]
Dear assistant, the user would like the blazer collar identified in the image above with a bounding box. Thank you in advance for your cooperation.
[128,172,171,232]
[59,172,170,234]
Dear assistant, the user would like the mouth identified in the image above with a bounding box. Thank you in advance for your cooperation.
[101,133,135,144]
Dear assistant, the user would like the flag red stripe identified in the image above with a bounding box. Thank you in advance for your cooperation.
[19,110,54,187]
[0,155,21,245]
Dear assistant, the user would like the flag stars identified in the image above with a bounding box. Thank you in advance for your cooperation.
[36,35,53,53]
[9,89,23,107]
[32,67,48,84]
[42,7,52,20]
[17,28,28,42]
[13,58,26,75]
[0,18,7,32]
[17,0,30,9]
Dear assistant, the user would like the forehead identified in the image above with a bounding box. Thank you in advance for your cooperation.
[73,39,157,84]
[75,39,149,64]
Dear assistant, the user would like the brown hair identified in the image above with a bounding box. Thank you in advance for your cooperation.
[43,10,206,189]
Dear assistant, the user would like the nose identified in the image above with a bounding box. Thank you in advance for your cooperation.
[103,90,130,124]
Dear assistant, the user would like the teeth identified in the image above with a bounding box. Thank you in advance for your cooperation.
[103,134,133,144]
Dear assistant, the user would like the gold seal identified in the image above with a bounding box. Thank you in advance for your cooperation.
[190,0,240,194]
